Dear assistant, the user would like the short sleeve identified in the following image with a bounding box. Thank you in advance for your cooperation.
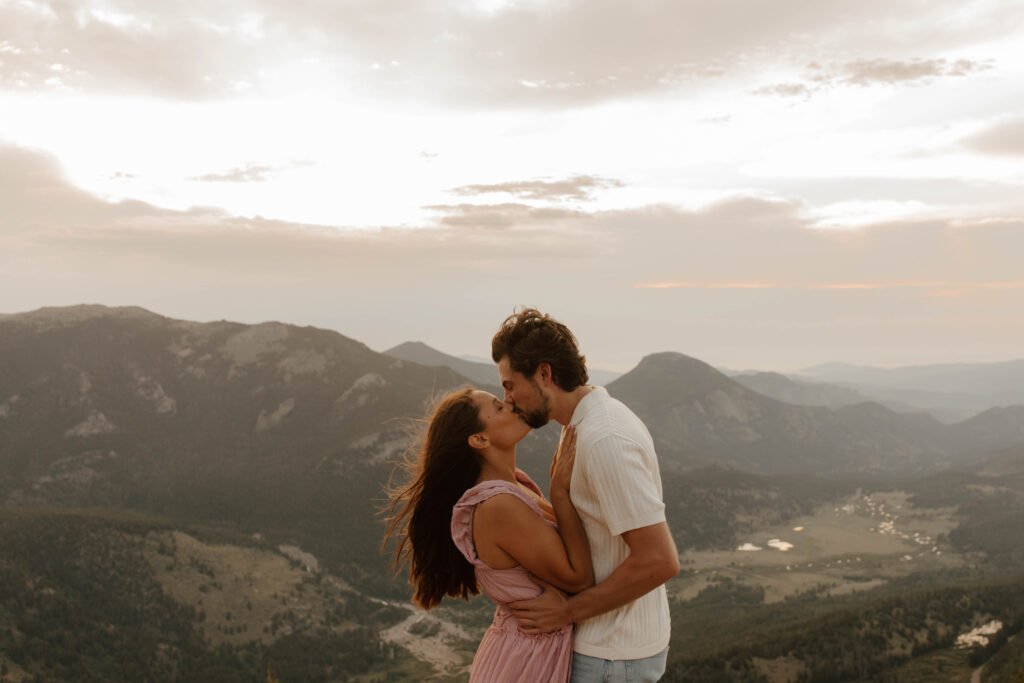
[582,435,665,537]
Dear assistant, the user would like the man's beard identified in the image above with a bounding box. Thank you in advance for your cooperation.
[520,379,551,429]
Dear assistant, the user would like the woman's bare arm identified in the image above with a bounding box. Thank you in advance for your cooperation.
[473,426,593,593]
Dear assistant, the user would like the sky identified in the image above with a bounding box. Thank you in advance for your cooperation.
[2,0,1023,372]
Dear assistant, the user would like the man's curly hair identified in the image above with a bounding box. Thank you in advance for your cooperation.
[491,308,588,391]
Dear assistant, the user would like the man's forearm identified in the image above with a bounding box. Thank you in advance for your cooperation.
[564,552,677,624]
[550,490,595,592]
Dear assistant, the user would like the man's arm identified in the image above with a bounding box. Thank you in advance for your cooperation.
[509,520,679,634]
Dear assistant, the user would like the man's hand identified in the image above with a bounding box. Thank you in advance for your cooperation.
[508,577,572,635]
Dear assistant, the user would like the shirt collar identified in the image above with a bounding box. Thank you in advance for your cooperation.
[570,385,605,426]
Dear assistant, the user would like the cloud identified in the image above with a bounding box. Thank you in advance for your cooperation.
[314,0,1010,107]
[423,203,592,228]
[190,162,311,183]
[0,1,281,99]
[961,117,1024,156]
[449,175,626,202]
[836,58,993,86]
[4,143,1023,369]
[752,83,815,99]
[0,143,592,264]
[755,57,994,97]
[6,143,1022,286]
[2,0,1011,106]
[0,143,189,229]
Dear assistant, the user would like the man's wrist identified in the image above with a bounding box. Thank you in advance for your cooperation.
[563,594,580,625]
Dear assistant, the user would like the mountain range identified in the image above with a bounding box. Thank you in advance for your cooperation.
[383,340,622,387]
[2,305,1022,560]
[606,352,1024,475]
[3,307,1024,565]
[3,304,1024,680]
[3,306,1022,491]
[732,371,891,410]
[793,359,1024,422]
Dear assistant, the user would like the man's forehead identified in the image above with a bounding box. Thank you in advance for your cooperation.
[496,357,523,381]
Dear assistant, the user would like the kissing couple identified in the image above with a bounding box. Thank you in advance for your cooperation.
[386,308,679,682]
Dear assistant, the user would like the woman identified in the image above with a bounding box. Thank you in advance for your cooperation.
[384,388,593,682]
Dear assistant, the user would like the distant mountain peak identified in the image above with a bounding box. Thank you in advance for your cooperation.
[383,340,497,388]
[10,303,160,318]
[3,304,166,330]
[626,351,731,388]
[636,351,719,372]
[385,341,434,354]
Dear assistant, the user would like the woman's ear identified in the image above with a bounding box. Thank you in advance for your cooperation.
[468,432,488,450]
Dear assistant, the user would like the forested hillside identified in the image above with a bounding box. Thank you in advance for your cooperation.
[0,508,424,682]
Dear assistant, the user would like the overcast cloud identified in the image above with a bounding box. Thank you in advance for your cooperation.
[4,143,1022,370]
[2,0,1023,370]
[3,0,1020,105]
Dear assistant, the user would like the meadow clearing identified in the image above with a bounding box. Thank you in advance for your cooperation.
[670,490,965,604]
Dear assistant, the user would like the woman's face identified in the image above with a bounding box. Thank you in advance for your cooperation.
[471,390,531,449]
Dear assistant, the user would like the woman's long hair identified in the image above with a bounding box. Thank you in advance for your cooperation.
[382,389,483,609]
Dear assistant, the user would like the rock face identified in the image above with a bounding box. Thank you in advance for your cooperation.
[65,411,118,437]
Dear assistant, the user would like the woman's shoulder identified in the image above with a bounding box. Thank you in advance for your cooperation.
[454,479,529,509]
[452,481,540,511]
[451,480,544,565]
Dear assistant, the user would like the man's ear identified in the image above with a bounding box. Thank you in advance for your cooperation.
[536,362,552,386]
[468,432,488,450]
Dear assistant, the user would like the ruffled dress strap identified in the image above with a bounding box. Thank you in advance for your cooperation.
[515,468,544,498]
[451,480,544,565]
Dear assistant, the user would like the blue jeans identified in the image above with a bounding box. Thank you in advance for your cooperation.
[570,648,668,682]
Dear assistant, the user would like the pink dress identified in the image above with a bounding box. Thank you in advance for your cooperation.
[451,475,573,682]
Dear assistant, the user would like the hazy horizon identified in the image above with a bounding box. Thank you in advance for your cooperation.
[5,301,1024,377]
[3,0,1022,372]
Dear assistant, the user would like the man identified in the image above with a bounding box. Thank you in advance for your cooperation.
[492,308,680,682]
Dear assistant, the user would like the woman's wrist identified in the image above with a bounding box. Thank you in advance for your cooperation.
[549,488,571,504]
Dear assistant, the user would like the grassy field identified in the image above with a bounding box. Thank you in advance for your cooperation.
[670,490,965,606]
[143,529,354,646]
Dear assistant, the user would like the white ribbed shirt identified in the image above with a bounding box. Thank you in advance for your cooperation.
[568,387,671,660]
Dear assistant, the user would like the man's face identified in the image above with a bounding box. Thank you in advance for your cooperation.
[497,356,551,429]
